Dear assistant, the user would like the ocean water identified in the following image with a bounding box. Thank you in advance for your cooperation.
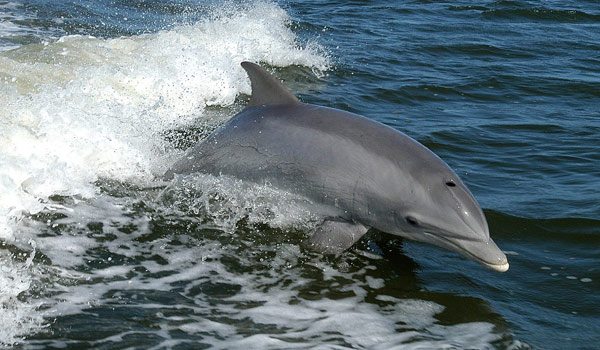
[0,0,598,348]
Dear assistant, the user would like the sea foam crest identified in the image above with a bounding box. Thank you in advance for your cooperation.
[0,1,328,343]
[0,1,329,242]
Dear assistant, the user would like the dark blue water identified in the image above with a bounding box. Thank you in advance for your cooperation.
[0,1,598,349]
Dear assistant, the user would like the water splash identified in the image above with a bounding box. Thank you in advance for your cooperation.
[0,1,329,344]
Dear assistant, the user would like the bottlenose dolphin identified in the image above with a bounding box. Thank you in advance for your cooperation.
[165,62,509,272]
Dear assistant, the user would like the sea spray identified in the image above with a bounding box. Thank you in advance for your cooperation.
[0,1,329,242]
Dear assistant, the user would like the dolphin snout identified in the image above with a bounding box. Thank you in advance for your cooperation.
[452,237,509,272]
[421,228,509,272]
[451,201,508,271]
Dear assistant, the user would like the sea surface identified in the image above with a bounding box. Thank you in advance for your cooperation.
[0,0,598,349]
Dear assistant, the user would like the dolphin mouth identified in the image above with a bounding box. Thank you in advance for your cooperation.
[482,259,509,272]
[422,231,509,272]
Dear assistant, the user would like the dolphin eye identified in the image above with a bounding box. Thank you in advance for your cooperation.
[405,216,419,227]
[445,180,456,187]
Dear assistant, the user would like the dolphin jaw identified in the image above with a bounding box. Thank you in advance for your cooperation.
[420,231,509,272]
[482,259,510,272]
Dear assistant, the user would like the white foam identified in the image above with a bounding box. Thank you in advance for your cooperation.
[0,248,45,346]
[0,0,328,241]
[15,189,502,348]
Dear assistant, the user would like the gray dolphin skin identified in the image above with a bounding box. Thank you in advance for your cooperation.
[165,62,509,272]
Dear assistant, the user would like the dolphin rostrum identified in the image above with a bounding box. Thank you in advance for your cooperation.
[165,62,509,272]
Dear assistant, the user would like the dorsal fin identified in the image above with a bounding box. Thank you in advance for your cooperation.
[241,61,299,106]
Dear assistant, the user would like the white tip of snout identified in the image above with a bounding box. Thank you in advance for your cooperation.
[483,261,509,272]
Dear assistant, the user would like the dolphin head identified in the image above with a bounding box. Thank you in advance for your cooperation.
[387,150,509,272]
